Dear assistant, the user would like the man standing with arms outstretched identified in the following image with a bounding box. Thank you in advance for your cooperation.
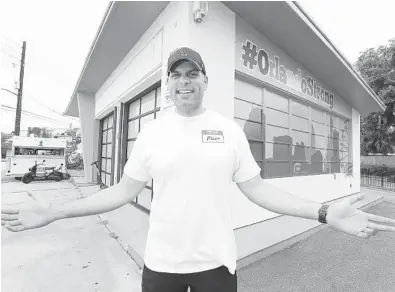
[2,47,395,292]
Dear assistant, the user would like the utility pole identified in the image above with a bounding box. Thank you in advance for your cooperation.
[14,41,26,136]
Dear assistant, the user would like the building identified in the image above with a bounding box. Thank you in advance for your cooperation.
[64,2,385,269]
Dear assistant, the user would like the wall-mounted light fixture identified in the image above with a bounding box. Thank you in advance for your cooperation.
[191,1,208,23]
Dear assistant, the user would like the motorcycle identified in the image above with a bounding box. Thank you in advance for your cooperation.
[21,160,71,184]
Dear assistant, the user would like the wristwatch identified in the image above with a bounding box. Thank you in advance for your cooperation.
[318,204,329,224]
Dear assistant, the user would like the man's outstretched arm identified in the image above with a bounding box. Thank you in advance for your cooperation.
[1,174,147,232]
[237,174,395,238]
[237,174,322,220]
[51,174,147,220]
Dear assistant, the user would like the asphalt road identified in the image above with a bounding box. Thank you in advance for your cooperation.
[237,194,395,292]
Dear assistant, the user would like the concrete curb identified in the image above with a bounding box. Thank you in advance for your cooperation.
[69,177,98,188]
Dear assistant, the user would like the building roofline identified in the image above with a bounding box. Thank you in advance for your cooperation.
[64,1,115,116]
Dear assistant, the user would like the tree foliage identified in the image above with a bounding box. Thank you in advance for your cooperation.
[355,38,395,155]
[27,127,53,138]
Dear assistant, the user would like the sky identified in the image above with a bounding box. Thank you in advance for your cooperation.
[1,0,394,134]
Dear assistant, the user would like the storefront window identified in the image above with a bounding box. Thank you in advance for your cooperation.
[234,83,264,177]
[234,79,351,179]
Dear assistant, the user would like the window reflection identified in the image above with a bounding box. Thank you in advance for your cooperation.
[266,125,289,143]
[266,108,289,128]
[235,80,351,179]
[292,101,308,117]
[292,115,309,132]
[311,121,325,136]
[128,119,139,139]
[311,134,326,148]
[292,144,309,162]
[311,108,325,123]
[266,143,290,160]
[265,91,288,112]
[293,162,310,176]
[129,100,140,118]
[249,141,263,161]
[235,118,263,140]
[108,116,114,128]
[235,99,262,122]
[292,130,309,145]
[265,161,290,178]
[141,91,156,114]
[235,79,262,105]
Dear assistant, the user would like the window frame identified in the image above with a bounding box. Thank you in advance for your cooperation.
[121,81,161,214]
[98,109,117,186]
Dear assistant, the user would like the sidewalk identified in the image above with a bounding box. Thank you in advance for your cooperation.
[1,177,144,292]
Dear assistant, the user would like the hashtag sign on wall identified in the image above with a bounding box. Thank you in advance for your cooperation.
[242,40,258,69]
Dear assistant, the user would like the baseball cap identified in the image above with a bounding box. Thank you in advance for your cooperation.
[167,47,206,75]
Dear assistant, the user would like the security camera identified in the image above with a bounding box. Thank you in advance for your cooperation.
[192,1,208,23]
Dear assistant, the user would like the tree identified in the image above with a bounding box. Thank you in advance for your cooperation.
[27,127,53,138]
[1,132,13,158]
[355,38,395,155]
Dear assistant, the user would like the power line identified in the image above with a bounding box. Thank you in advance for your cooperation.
[1,42,21,53]
[1,105,69,125]
[28,97,79,120]
[1,107,70,126]
[1,50,20,60]
[1,91,80,121]
[1,105,71,125]
[2,36,22,48]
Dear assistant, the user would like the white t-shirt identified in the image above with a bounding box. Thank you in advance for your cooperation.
[123,108,261,275]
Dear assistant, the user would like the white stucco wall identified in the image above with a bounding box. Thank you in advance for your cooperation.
[352,108,361,192]
[94,30,163,118]
[77,92,95,182]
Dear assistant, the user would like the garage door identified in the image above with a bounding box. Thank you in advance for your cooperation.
[123,84,161,212]
[99,111,116,186]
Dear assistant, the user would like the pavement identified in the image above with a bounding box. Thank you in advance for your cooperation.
[2,170,395,292]
[1,176,143,292]
[237,188,395,292]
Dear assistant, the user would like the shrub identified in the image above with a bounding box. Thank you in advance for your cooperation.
[361,164,395,176]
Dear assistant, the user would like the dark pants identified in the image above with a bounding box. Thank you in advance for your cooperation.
[142,265,237,292]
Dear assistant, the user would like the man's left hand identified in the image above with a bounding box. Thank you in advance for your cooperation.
[327,195,395,239]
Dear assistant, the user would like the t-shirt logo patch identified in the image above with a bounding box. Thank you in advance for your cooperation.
[202,130,224,143]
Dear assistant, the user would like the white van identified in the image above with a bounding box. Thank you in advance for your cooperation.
[5,136,67,178]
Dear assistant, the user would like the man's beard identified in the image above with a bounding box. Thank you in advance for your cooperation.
[174,98,203,115]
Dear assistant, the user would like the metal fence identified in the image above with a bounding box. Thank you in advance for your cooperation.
[361,174,395,191]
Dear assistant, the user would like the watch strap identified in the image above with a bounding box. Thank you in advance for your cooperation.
[318,204,329,224]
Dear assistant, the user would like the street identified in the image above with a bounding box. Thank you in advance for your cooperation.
[1,178,143,292]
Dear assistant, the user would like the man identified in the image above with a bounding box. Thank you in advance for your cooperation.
[2,47,395,292]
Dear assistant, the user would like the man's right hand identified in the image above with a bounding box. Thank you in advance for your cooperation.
[1,201,55,232]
